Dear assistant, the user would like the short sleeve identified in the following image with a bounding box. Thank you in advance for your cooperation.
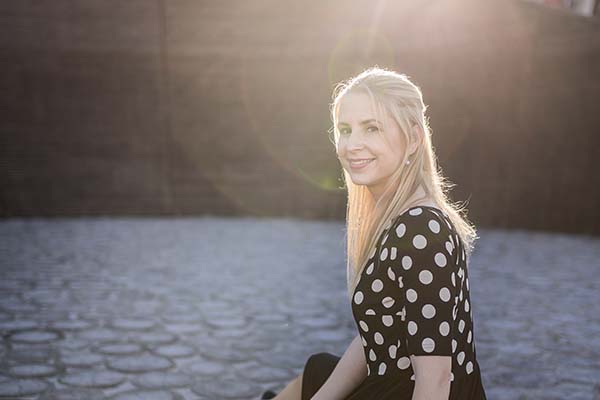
[384,207,458,356]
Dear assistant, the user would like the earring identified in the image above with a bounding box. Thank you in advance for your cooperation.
[405,160,410,165]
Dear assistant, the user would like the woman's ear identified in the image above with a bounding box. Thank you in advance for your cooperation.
[407,123,424,157]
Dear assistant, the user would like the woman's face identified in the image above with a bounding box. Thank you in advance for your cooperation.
[336,91,408,200]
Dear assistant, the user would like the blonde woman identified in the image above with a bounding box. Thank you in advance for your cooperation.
[262,67,487,400]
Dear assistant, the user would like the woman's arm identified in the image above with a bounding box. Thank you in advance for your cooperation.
[411,355,452,400]
[311,334,367,400]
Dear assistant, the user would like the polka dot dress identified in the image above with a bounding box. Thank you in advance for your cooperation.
[301,206,487,400]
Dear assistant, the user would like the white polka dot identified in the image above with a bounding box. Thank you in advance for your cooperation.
[359,320,369,332]
[369,349,376,361]
[408,321,418,335]
[390,247,397,260]
[459,319,465,333]
[378,362,387,375]
[457,351,465,365]
[366,263,374,275]
[412,235,427,249]
[381,233,389,246]
[467,330,472,343]
[466,277,470,291]
[398,276,404,288]
[382,315,394,327]
[388,344,397,359]
[374,332,384,345]
[451,272,456,286]
[371,279,383,293]
[452,339,457,353]
[398,305,406,321]
[439,321,450,336]
[439,287,451,302]
[402,256,412,270]
[369,245,377,259]
[419,270,433,285]
[361,335,367,346]
[422,338,435,353]
[450,372,454,382]
[410,374,415,381]
[409,207,422,216]
[380,247,388,261]
[369,247,377,260]
[466,361,473,374]
[387,267,395,281]
[395,223,406,238]
[434,252,447,267]
[397,356,411,369]
[382,297,395,308]
[422,304,436,319]
[354,291,364,305]
[428,219,440,233]
[465,299,470,313]
[365,309,375,315]
[406,289,418,303]
[453,305,458,320]
[445,241,453,254]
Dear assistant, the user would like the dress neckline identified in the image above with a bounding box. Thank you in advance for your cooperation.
[406,204,442,213]
[394,204,446,222]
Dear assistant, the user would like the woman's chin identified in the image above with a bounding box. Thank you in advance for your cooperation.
[349,178,373,186]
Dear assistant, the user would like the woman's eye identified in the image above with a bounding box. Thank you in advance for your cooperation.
[339,126,379,135]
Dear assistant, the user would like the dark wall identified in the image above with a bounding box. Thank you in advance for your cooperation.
[0,0,598,235]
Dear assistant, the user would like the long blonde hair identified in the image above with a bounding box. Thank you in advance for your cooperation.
[328,66,479,301]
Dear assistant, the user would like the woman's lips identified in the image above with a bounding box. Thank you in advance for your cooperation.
[349,158,375,170]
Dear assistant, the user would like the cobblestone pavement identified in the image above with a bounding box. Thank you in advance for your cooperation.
[0,217,599,400]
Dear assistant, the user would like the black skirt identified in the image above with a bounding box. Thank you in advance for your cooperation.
[301,352,487,400]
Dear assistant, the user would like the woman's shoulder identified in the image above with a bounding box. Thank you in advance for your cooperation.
[391,205,453,233]
[384,205,457,253]
[381,205,460,272]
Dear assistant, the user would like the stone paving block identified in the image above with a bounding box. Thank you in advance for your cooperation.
[106,354,174,374]
[0,378,50,397]
[58,369,126,388]
[6,364,59,379]
[37,387,105,399]
[107,389,184,400]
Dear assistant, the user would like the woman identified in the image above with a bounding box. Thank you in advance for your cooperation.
[262,66,487,399]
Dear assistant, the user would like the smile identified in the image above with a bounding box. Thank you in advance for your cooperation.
[349,158,376,169]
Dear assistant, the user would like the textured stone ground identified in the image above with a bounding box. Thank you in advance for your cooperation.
[0,217,599,400]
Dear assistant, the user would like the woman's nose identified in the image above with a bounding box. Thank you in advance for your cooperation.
[347,136,365,150]
[344,131,365,149]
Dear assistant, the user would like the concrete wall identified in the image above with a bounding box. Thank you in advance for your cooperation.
[0,0,598,235]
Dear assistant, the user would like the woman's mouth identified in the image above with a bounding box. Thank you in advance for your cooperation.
[349,158,376,170]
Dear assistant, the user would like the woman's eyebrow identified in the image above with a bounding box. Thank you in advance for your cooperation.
[337,119,381,126]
